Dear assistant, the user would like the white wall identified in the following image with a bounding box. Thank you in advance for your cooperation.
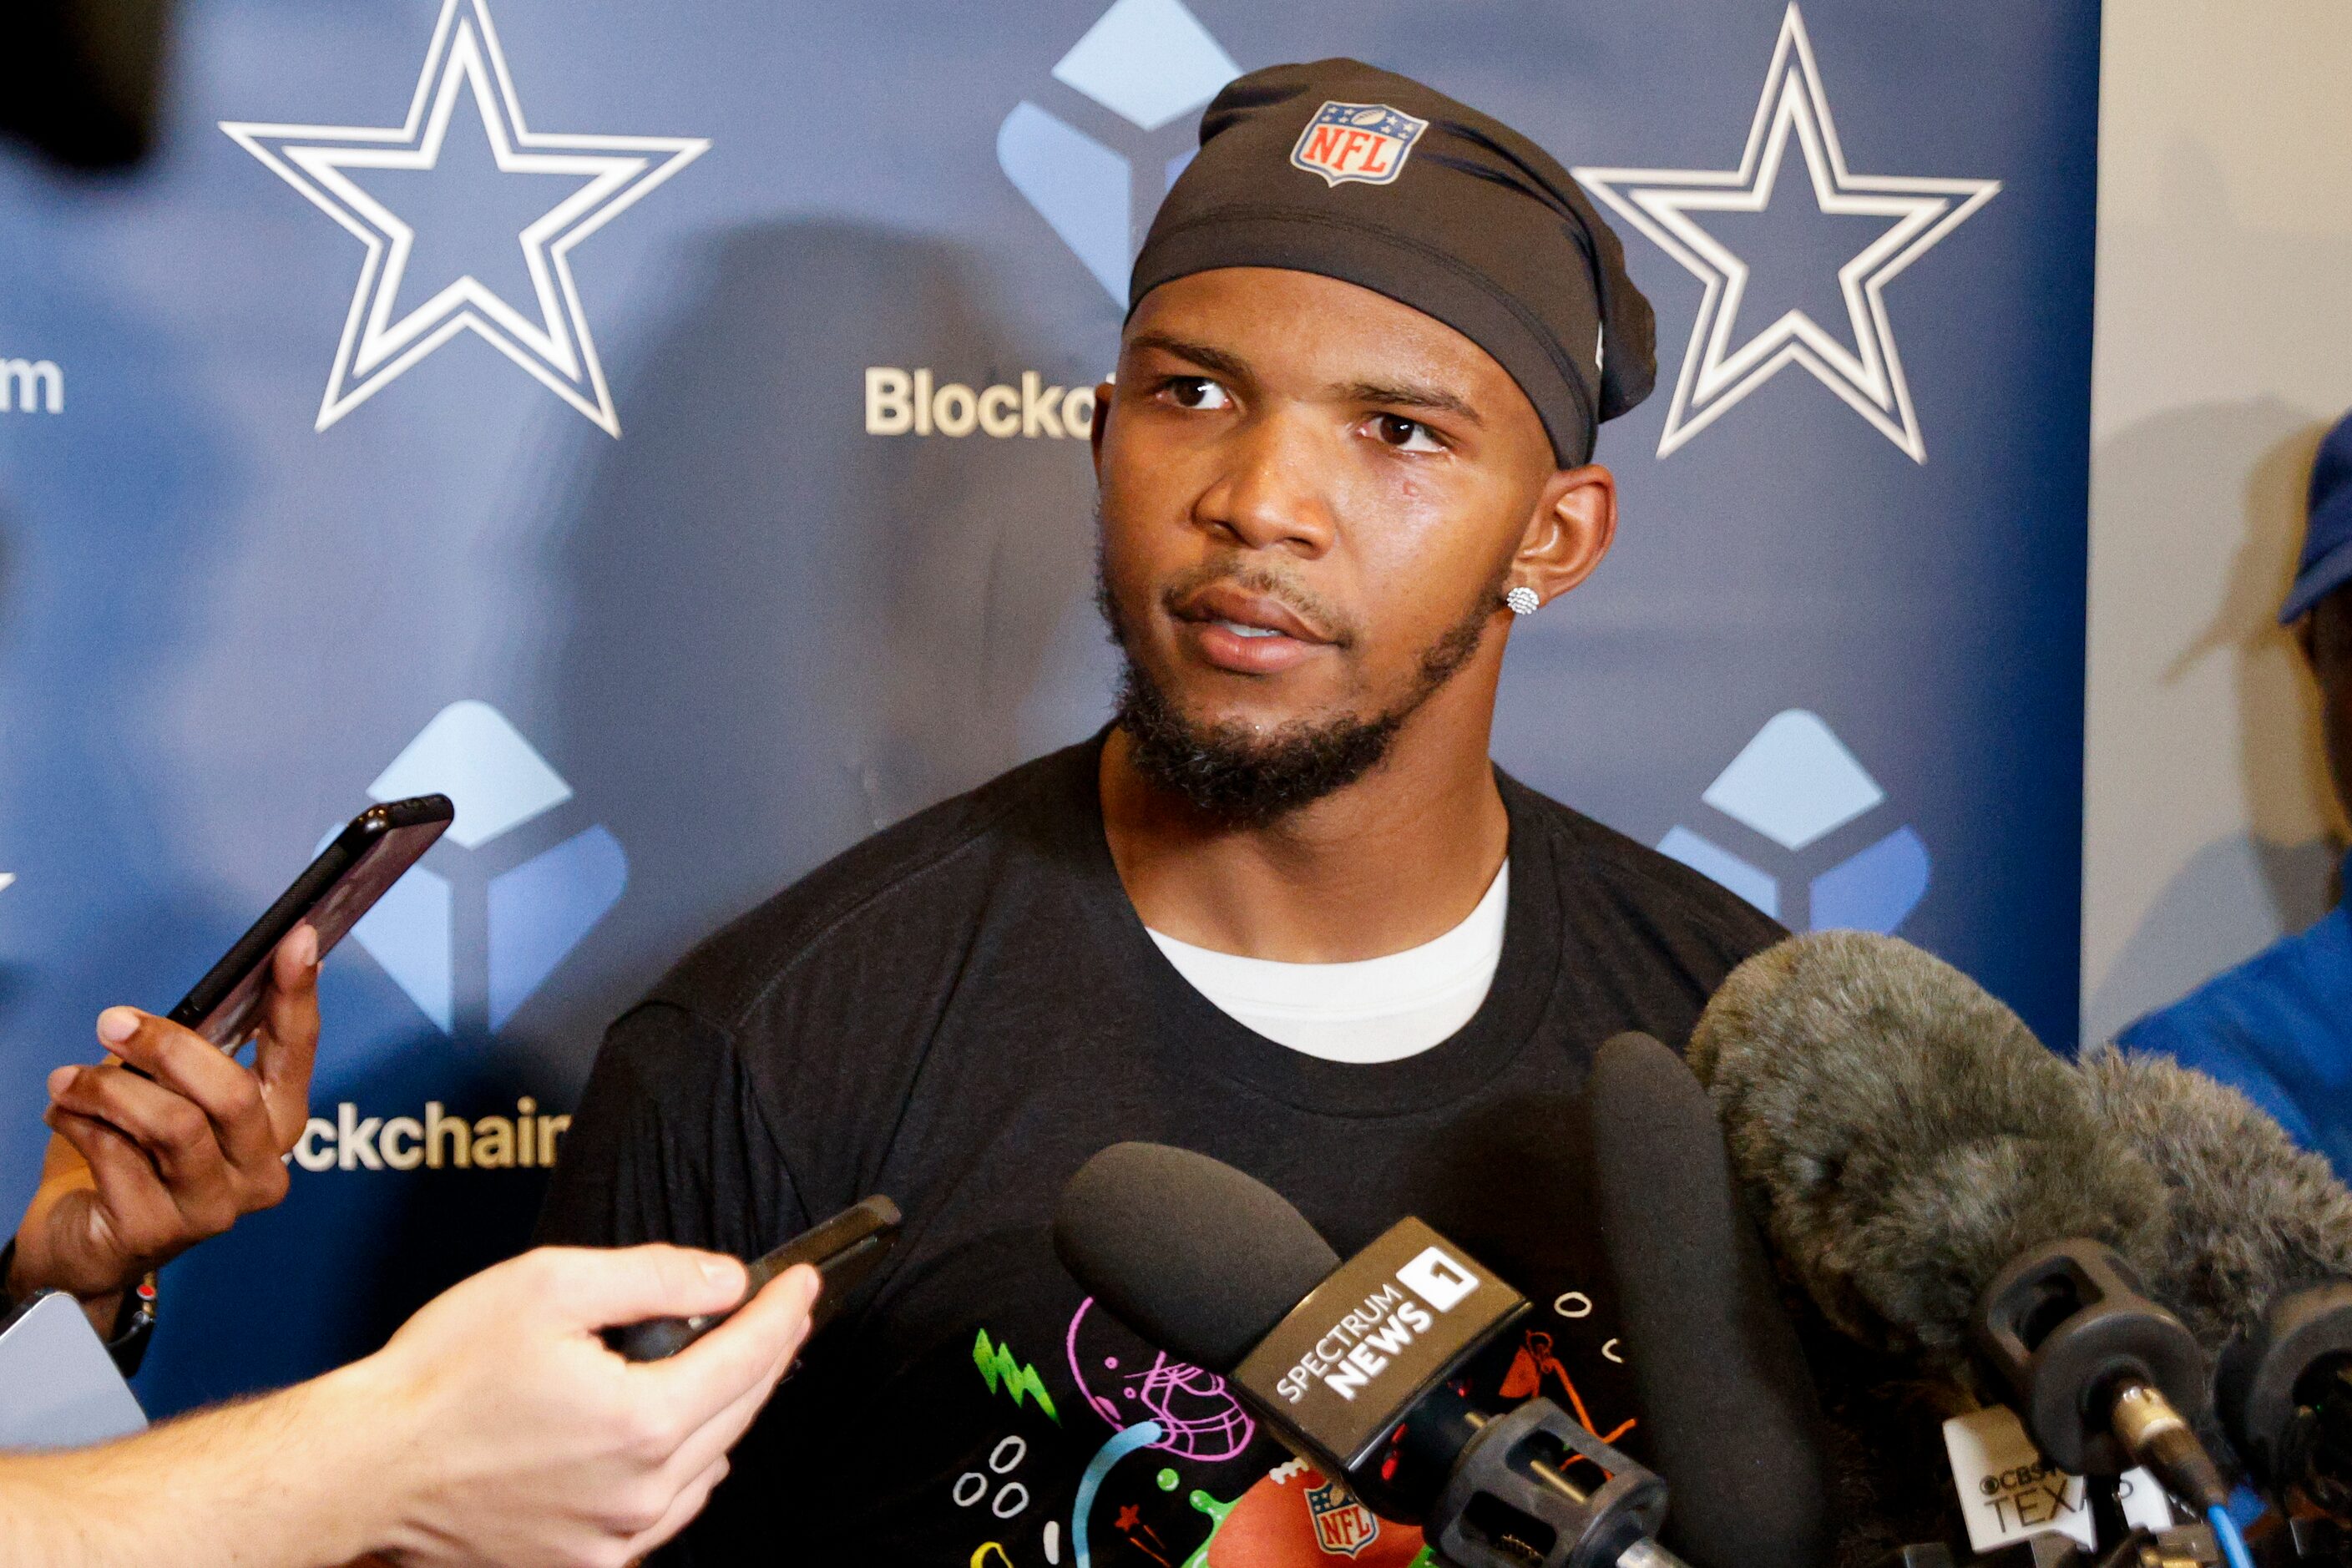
[2084,1,2352,1044]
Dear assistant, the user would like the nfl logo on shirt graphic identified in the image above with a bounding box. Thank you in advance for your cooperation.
[1658,710,1931,934]
[1305,1479,1383,1557]
[341,701,627,1036]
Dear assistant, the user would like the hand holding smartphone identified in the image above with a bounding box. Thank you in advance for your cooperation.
[167,795,454,1051]
[11,795,459,1316]
[604,1196,903,1362]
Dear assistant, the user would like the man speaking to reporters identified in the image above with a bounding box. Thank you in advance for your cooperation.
[540,60,1786,1565]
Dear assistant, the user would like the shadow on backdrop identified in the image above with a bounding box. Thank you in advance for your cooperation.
[142,220,1125,1411]
[529,216,1111,1067]
[2086,400,2348,1044]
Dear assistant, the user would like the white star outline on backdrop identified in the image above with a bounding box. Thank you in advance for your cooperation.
[1573,4,1999,463]
[220,0,707,436]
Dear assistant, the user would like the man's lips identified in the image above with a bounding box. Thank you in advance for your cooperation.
[1173,584,1333,643]
[1169,583,1335,675]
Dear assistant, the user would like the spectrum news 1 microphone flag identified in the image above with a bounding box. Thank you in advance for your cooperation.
[0,0,2096,1415]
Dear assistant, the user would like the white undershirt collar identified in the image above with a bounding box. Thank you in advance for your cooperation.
[1146,862,1509,1065]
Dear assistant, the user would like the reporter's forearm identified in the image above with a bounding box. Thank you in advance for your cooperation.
[0,1244,807,1568]
[0,1366,400,1568]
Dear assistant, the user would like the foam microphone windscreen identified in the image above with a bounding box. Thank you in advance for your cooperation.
[1688,931,2167,1367]
[1055,1141,1339,1372]
[2078,1043,2352,1346]
[1584,1033,1831,1568]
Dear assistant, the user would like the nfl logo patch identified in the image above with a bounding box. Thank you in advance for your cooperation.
[1290,101,1428,188]
[1304,1479,1382,1557]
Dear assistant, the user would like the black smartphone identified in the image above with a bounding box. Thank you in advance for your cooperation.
[166,794,456,1051]
[605,1195,903,1363]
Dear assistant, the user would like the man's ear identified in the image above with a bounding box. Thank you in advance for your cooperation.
[1507,464,1618,609]
[1088,378,1114,472]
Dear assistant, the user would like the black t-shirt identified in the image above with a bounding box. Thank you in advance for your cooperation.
[537,737,1783,1567]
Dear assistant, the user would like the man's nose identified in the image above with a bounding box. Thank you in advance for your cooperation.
[1192,412,1337,558]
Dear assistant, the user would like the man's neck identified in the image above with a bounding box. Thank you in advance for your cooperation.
[1098,715,1512,964]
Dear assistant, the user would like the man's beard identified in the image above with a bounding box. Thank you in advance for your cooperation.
[1100,556,1503,827]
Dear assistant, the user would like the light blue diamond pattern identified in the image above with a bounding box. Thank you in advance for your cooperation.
[350,865,455,1032]
[1660,711,1931,936]
[487,825,627,1029]
[1701,709,1884,852]
[1050,0,1240,130]
[999,101,1133,301]
[1810,825,1930,933]
[367,699,572,851]
[343,701,625,1034]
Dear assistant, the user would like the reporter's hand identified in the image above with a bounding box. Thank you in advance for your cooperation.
[337,1243,817,1568]
[6,925,321,1326]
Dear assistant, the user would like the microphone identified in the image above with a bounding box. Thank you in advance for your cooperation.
[1055,1142,1692,1568]
[1579,1032,1830,1568]
[2073,1044,2352,1524]
[2072,1042,2352,1347]
[2215,1281,2352,1519]
[1687,933,2167,1370]
[1687,933,2243,1535]
[1972,1237,2225,1509]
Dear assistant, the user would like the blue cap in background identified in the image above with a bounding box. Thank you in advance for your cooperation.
[2284,408,2352,624]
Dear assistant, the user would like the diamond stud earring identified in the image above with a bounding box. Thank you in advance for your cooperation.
[1505,585,1540,616]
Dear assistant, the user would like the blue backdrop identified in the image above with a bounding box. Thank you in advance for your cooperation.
[0,0,2097,1415]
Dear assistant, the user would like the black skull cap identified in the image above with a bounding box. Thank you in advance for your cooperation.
[1129,57,1657,467]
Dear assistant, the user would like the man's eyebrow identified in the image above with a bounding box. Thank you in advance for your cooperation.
[1335,378,1484,427]
[1124,331,1254,385]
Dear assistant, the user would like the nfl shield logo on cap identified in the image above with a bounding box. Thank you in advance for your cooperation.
[1290,101,1429,188]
